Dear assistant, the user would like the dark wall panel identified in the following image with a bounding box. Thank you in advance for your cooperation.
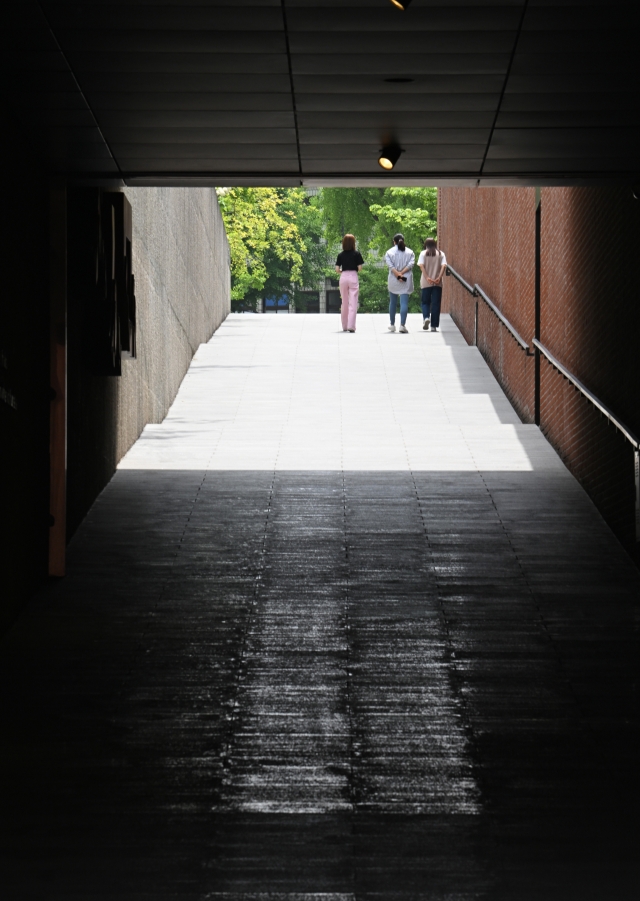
[0,121,50,634]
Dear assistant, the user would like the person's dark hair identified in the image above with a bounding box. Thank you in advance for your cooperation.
[342,233,356,252]
[423,237,439,257]
[393,233,406,252]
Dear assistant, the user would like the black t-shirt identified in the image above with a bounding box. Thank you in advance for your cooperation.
[336,249,364,271]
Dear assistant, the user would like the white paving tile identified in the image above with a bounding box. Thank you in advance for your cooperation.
[118,313,567,475]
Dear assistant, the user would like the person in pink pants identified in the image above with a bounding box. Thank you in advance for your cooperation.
[335,233,364,332]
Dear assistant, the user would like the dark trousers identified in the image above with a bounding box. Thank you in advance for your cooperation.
[421,286,442,328]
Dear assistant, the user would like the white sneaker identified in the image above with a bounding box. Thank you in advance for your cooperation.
[399,324,408,333]
[423,318,430,330]
[388,324,396,332]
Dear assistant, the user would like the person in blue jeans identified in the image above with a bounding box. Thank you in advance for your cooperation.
[385,233,415,333]
[418,237,447,332]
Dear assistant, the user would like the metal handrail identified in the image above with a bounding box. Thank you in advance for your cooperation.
[446,265,639,535]
[445,266,531,354]
[446,266,639,451]
[445,265,475,295]
[473,284,531,354]
[533,339,639,450]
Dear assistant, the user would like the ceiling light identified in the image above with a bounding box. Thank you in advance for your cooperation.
[378,143,402,171]
[389,0,413,9]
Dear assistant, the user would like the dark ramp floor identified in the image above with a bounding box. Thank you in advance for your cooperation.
[1,470,638,900]
[1,316,639,899]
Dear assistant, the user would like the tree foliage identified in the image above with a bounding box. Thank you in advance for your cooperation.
[369,187,438,255]
[331,187,438,313]
[356,265,390,313]
[320,188,384,247]
[216,187,324,306]
[217,185,438,313]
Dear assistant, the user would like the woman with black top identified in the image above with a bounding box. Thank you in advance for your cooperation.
[335,233,364,332]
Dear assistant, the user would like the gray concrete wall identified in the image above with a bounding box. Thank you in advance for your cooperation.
[115,186,230,460]
[66,186,230,537]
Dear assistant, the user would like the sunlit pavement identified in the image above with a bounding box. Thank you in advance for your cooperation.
[1,313,639,899]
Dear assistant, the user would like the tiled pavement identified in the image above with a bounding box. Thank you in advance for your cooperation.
[1,313,639,899]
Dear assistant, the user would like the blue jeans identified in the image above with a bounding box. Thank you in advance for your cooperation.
[389,292,409,326]
[421,286,442,328]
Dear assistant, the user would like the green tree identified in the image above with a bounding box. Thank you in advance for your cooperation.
[289,192,329,295]
[357,264,390,313]
[320,187,384,247]
[316,187,438,313]
[217,187,326,309]
[217,185,438,313]
[369,187,438,256]
[318,186,437,256]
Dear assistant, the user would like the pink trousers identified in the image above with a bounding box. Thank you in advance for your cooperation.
[339,270,359,331]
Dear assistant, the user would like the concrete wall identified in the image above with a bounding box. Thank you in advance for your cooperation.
[440,186,640,561]
[118,187,230,449]
[66,187,230,538]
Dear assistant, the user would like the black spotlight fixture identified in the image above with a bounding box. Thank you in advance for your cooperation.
[389,0,413,9]
[378,142,402,171]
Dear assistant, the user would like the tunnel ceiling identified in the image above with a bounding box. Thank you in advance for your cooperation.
[5,0,638,187]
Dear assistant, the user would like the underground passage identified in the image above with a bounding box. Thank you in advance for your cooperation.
[2,2,640,899]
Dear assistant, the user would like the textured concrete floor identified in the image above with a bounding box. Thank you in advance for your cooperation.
[1,313,639,899]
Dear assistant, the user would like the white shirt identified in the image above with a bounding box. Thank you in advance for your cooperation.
[418,249,447,288]
[385,245,415,294]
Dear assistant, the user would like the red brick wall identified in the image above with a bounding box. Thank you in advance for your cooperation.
[439,187,536,423]
[540,188,640,549]
[440,186,640,561]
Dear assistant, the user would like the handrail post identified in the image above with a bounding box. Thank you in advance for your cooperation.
[635,451,640,542]
[474,298,478,346]
[473,283,530,353]
[448,265,529,352]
